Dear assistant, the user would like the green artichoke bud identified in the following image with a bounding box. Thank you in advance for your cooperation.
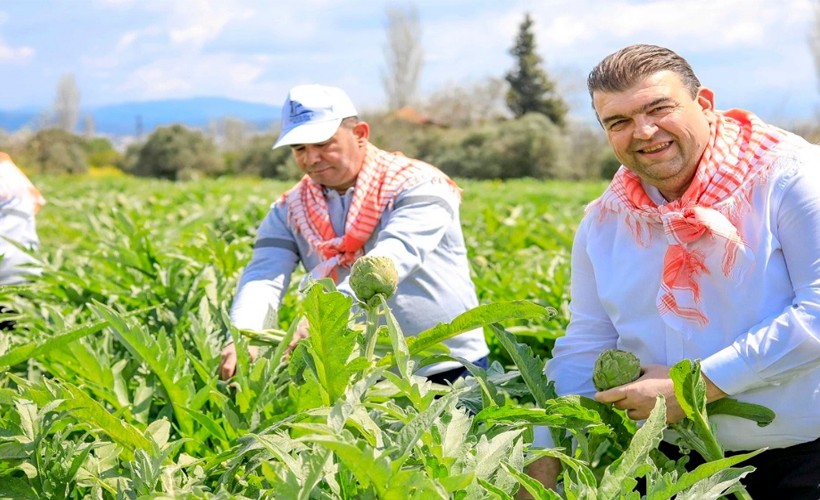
[592,349,641,391]
[349,255,398,306]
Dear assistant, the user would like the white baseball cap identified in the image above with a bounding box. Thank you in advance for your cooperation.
[272,84,358,149]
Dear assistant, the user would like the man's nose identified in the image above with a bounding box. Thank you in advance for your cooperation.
[633,116,658,140]
[304,145,322,164]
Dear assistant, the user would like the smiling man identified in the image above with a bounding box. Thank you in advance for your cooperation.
[219,84,489,384]
[525,45,820,498]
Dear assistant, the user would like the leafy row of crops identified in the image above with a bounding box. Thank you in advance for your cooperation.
[0,176,760,498]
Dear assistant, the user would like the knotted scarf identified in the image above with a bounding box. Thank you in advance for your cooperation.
[591,110,784,327]
[284,143,459,281]
[0,153,46,214]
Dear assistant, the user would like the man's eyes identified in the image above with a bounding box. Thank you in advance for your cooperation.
[650,105,674,115]
[607,120,627,131]
[291,141,331,152]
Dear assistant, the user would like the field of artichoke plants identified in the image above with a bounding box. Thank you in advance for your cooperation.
[0,176,767,498]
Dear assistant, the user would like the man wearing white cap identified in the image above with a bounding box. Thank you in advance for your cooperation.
[219,84,490,381]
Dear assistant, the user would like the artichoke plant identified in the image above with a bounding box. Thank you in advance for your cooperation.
[349,255,398,307]
[592,348,641,391]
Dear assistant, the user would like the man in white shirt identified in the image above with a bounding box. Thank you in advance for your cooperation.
[218,84,489,382]
[0,153,45,286]
[528,44,820,498]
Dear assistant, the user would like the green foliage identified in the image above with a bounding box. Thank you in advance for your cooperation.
[228,133,298,179]
[82,137,122,168]
[505,13,568,127]
[0,177,766,498]
[667,359,770,500]
[23,128,88,175]
[130,124,225,180]
[8,113,623,182]
[566,125,621,180]
[433,114,570,179]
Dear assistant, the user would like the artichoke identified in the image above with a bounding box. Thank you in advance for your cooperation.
[592,349,641,391]
[349,255,398,306]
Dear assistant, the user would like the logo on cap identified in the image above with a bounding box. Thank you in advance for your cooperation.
[289,101,318,124]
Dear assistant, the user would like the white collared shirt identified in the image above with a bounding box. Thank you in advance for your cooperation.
[542,135,820,451]
[0,160,43,285]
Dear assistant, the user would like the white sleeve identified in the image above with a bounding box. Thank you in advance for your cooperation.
[545,216,620,399]
[701,152,820,394]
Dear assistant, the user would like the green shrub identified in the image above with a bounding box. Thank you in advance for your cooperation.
[229,133,297,179]
[130,125,224,180]
[23,128,88,175]
[83,136,122,169]
[433,113,570,179]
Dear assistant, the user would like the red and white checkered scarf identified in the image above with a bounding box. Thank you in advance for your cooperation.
[284,143,459,281]
[0,152,45,214]
[591,110,784,327]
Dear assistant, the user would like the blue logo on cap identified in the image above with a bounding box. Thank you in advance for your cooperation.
[290,101,323,124]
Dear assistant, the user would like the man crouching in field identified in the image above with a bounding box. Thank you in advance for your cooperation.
[218,84,489,384]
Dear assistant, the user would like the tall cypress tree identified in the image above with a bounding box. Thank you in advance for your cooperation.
[505,13,568,127]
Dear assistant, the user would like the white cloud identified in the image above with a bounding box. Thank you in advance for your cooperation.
[117,26,162,50]
[527,0,813,57]
[118,31,141,49]
[119,65,193,96]
[114,52,281,103]
[0,39,33,63]
[166,1,254,48]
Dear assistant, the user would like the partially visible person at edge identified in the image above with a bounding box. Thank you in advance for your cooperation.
[0,152,45,286]
[524,44,820,499]
[218,84,489,383]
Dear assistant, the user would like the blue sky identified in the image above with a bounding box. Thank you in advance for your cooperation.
[0,0,817,126]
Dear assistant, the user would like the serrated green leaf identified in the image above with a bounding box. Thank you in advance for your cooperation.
[392,391,460,467]
[378,301,550,368]
[490,324,553,407]
[90,301,195,438]
[597,395,667,499]
[501,461,563,500]
[382,468,448,499]
[300,434,392,496]
[647,451,762,499]
[474,429,524,482]
[302,284,360,405]
[0,318,107,371]
[16,378,153,454]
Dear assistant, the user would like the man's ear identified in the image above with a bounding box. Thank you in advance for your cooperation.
[353,121,370,143]
[696,87,715,112]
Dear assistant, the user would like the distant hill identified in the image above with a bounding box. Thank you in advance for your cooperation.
[0,97,282,137]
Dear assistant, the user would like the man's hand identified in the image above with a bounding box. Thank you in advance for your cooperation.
[517,456,561,498]
[283,317,310,358]
[218,343,259,380]
[595,364,726,423]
